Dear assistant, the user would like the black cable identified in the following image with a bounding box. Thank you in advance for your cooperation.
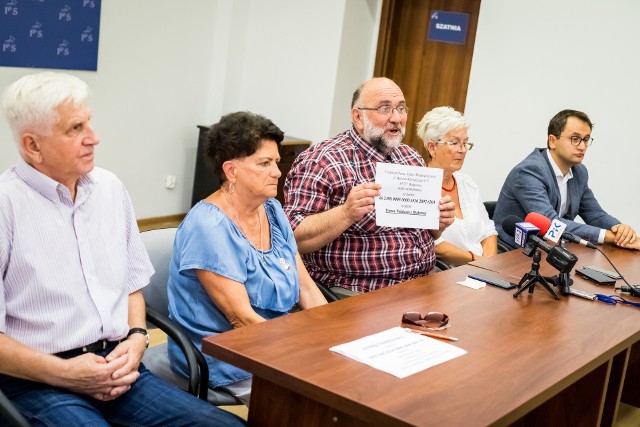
[594,247,640,297]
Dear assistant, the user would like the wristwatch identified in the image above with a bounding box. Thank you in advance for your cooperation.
[127,327,150,349]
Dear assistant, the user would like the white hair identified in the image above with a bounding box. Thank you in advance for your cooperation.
[416,106,470,145]
[2,72,89,144]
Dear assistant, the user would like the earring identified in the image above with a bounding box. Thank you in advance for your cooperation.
[229,182,235,195]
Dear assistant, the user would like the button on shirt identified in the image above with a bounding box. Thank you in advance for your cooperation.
[546,150,606,243]
[284,127,436,293]
[0,159,153,354]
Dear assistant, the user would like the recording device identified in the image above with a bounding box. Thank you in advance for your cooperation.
[527,212,597,249]
[584,265,621,279]
[618,285,640,298]
[468,274,517,290]
[575,267,616,286]
[502,215,578,274]
[569,288,597,301]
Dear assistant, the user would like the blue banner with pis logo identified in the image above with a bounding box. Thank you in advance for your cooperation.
[1,0,101,71]
[428,10,469,45]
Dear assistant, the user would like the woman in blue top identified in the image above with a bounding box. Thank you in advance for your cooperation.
[167,112,327,406]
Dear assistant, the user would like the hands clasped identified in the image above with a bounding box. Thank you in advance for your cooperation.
[611,223,639,250]
[56,338,146,401]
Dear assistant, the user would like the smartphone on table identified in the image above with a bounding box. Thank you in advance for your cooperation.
[575,268,616,286]
[468,273,517,290]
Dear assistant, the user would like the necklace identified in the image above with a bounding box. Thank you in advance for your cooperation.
[222,191,265,263]
[442,175,457,192]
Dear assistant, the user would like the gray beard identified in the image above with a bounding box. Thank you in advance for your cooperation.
[370,134,402,154]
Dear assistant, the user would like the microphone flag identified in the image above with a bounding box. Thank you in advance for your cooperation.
[514,222,540,247]
[544,218,568,244]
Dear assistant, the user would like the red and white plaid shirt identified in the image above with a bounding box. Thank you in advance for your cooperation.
[284,127,435,293]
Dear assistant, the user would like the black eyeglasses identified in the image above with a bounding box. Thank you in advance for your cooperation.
[563,135,593,147]
[358,105,409,116]
[401,311,450,330]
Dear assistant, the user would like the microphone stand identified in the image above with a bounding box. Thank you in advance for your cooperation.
[513,249,560,300]
[543,238,574,296]
[544,272,573,296]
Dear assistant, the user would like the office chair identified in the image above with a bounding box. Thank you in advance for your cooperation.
[0,388,29,427]
[315,282,340,302]
[435,258,452,271]
[483,200,497,219]
[139,227,241,406]
[483,200,511,253]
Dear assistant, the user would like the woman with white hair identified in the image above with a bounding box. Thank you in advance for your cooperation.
[416,106,497,266]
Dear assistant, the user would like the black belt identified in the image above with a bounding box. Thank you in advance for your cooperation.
[55,339,121,359]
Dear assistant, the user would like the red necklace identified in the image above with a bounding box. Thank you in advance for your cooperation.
[442,175,457,192]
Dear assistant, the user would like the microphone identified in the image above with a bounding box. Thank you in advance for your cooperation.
[524,212,551,236]
[527,212,597,249]
[502,215,553,253]
[562,231,597,249]
[502,215,578,274]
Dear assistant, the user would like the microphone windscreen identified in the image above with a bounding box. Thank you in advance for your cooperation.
[525,212,551,235]
[501,215,522,237]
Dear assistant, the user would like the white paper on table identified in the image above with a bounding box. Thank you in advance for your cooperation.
[329,327,467,379]
[457,277,486,289]
[374,162,443,229]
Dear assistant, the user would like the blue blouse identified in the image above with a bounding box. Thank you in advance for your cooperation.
[167,198,300,388]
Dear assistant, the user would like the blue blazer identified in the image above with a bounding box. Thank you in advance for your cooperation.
[494,148,619,249]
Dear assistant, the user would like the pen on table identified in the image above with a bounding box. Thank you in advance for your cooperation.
[404,327,458,342]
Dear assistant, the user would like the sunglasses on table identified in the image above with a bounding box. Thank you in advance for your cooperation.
[401,311,450,330]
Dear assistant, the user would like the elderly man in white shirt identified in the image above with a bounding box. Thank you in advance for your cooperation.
[0,72,245,426]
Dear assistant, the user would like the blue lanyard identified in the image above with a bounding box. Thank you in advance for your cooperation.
[595,294,640,308]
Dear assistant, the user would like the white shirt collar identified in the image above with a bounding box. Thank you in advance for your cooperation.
[546,149,573,182]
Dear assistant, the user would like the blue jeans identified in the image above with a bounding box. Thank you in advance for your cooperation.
[0,364,246,427]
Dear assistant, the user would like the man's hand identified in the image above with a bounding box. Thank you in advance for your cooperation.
[106,335,146,380]
[611,223,638,248]
[438,195,456,231]
[55,352,140,401]
[340,183,381,224]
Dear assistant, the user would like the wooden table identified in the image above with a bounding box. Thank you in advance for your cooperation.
[203,244,640,426]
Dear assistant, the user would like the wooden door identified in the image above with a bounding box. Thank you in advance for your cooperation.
[375,0,481,158]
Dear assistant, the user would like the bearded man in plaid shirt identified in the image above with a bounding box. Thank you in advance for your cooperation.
[284,78,455,294]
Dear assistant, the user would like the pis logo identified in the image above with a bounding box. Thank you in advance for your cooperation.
[58,4,71,21]
[4,0,18,16]
[30,21,43,38]
[2,35,17,53]
[82,0,96,7]
[81,26,93,42]
[56,40,70,56]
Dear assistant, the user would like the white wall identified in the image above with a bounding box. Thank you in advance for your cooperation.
[0,1,220,218]
[0,0,380,218]
[7,0,632,228]
[213,0,380,143]
[464,0,640,230]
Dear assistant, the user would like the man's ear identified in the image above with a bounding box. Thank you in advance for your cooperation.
[20,133,43,163]
[352,107,365,134]
[548,135,557,150]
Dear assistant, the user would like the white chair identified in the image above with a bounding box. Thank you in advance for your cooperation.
[140,227,241,406]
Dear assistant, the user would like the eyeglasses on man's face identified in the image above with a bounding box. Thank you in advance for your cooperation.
[563,135,593,147]
[435,139,474,151]
[358,105,409,116]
